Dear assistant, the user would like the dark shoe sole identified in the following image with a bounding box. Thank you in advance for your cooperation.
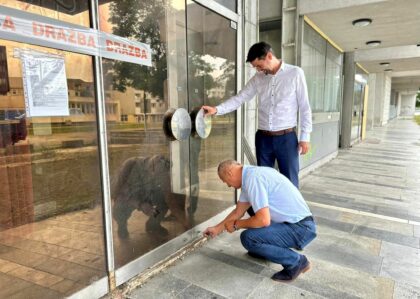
[271,261,311,283]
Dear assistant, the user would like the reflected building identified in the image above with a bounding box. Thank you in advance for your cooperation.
[0,0,411,298]
[0,1,237,297]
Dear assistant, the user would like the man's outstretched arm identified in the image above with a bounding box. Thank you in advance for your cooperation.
[203,201,251,238]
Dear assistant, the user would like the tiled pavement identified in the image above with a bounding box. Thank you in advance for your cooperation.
[127,118,420,299]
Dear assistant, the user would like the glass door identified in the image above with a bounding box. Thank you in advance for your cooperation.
[99,0,237,272]
[0,0,239,293]
[351,82,365,141]
[99,0,195,269]
[186,1,237,227]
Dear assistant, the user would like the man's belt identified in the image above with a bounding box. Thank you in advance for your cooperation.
[284,215,314,224]
[259,127,296,136]
[299,216,314,222]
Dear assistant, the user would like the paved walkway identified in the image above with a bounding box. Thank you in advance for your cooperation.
[127,118,420,299]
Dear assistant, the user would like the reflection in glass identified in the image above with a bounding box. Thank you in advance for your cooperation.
[212,0,237,12]
[191,107,212,139]
[100,0,237,269]
[302,23,326,112]
[100,1,194,269]
[112,155,190,239]
[0,40,105,298]
[324,44,343,112]
[0,0,90,27]
[351,82,364,140]
[187,2,236,225]
[163,108,192,141]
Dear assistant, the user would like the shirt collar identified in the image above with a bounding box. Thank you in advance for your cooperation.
[241,165,250,189]
[267,60,286,77]
[279,60,286,71]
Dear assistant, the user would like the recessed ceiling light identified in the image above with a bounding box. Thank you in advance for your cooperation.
[366,40,381,47]
[384,69,393,72]
[352,18,372,27]
[380,62,390,66]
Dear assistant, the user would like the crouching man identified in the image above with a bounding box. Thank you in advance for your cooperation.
[204,160,317,282]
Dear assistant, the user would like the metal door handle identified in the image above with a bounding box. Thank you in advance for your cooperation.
[190,107,212,139]
[163,108,191,141]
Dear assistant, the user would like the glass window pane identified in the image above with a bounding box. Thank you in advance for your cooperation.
[351,82,363,140]
[212,0,237,12]
[186,1,237,223]
[324,44,343,112]
[0,1,90,27]
[302,23,326,112]
[0,39,106,297]
[100,0,194,269]
[352,67,367,140]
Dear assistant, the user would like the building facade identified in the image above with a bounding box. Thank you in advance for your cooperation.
[0,0,418,298]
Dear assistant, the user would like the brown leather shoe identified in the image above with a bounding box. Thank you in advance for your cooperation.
[271,255,311,282]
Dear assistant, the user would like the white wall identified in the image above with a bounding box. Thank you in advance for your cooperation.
[259,0,281,21]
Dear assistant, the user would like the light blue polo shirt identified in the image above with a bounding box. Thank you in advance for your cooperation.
[239,165,312,223]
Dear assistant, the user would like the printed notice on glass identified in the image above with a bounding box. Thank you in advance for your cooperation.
[20,51,69,117]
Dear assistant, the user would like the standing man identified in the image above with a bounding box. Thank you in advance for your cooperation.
[204,160,317,282]
[203,41,312,188]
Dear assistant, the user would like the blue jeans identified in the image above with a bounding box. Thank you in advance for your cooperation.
[255,130,299,188]
[240,218,317,269]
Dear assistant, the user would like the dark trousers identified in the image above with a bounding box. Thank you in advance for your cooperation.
[240,218,316,269]
[255,130,299,187]
[246,130,299,217]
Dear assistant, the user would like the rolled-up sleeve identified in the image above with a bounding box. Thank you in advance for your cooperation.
[296,68,312,142]
[216,75,257,115]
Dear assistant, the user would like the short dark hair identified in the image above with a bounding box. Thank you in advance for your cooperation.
[246,42,273,63]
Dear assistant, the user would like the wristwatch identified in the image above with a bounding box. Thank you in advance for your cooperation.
[233,220,239,231]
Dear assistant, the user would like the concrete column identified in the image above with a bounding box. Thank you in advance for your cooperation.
[340,52,356,148]
[400,93,417,116]
[373,73,384,126]
[396,92,402,116]
[382,75,392,124]
[372,73,392,126]
[366,73,376,131]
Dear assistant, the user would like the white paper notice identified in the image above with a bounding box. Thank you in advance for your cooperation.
[20,51,69,117]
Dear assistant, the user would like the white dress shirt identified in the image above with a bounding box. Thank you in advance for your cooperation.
[216,62,312,142]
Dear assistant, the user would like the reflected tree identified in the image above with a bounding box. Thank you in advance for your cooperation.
[106,0,167,100]
[219,59,235,97]
[188,51,220,107]
[105,0,218,105]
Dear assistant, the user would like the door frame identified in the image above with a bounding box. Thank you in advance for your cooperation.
[111,0,243,290]
[0,0,243,296]
[191,0,243,168]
